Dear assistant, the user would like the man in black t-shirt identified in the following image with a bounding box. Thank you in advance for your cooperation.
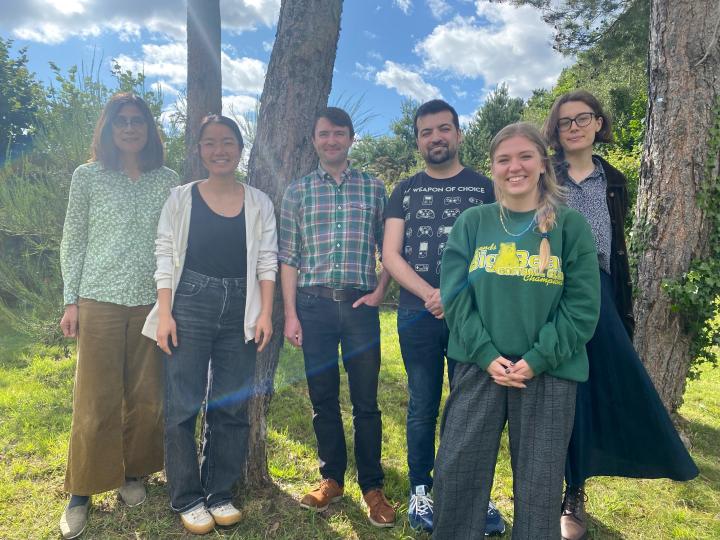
[383,99,504,535]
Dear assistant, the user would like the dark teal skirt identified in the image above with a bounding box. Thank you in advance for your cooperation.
[565,270,699,486]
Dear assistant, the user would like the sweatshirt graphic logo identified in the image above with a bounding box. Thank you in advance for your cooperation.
[468,242,564,286]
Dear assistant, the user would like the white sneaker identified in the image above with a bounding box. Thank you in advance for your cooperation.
[180,503,215,535]
[209,501,243,526]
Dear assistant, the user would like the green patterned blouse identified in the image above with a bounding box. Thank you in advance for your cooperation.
[60,162,179,306]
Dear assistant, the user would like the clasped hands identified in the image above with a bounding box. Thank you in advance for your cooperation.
[424,288,443,319]
[487,357,534,388]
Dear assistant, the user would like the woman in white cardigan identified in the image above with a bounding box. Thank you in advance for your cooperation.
[142,115,277,535]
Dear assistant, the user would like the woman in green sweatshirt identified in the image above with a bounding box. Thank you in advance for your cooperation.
[433,123,600,540]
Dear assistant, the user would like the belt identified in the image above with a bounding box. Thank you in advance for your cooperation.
[299,286,369,302]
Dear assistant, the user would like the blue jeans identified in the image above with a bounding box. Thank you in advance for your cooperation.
[397,307,455,489]
[296,290,384,493]
[164,269,257,512]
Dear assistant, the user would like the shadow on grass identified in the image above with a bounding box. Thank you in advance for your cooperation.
[82,477,348,540]
[686,419,720,485]
[586,516,625,539]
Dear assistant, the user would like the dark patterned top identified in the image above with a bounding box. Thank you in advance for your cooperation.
[557,158,612,274]
[385,168,494,309]
[279,164,386,290]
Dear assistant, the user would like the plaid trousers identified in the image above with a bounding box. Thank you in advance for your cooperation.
[433,362,576,540]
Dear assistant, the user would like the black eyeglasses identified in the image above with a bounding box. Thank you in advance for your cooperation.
[557,112,596,132]
[112,115,147,129]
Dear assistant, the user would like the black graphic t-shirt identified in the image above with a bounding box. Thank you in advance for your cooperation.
[385,168,494,309]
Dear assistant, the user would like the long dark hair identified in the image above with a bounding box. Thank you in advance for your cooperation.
[90,92,164,171]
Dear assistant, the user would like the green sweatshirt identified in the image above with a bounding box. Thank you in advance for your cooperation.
[440,202,600,382]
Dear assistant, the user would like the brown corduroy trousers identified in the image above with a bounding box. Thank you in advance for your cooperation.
[64,298,164,495]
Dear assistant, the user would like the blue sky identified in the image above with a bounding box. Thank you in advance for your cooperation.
[1,0,570,135]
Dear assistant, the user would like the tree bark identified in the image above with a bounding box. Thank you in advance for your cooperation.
[244,0,343,487]
[632,0,720,412]
[184,0,222,183]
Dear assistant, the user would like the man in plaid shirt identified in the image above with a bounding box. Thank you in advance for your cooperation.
[279,107,395,527]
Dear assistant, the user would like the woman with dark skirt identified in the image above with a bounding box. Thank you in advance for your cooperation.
[543,90,698,540]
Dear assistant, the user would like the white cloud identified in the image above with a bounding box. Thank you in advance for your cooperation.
[13,22,101,44]
[427,0,452,19]
[4,0,279,44]
[458,114,474,128]
[222,54,266,94]
[354,62,377,81]
[415,2,571,98]
[114,42,187,85]
[53,0,87,15]
[151,80,179,97]
[262,40,274,52]
[114,42,266,94]
[394,0,412,14]
[375,61,442,102]
[222,95,258,116]
[452,84,467,99]
[221,0,280,31]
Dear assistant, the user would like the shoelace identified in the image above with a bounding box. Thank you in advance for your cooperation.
[211,502,234,515]
[185,506,210,522]
[410,493,433,517]
[487,501,500,518]
[562,489,587,516]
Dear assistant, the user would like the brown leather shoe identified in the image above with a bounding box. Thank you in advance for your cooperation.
[561,485,588,540]
[363,488,396,528]
[300,478,344,512]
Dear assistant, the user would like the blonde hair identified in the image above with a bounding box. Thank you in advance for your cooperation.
[489,122,566,272]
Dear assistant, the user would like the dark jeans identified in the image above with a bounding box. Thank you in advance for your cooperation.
[296,290,384,493]
[397,307,455,490]
[164,269,257,512]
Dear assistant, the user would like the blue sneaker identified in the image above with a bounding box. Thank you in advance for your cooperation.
[408,485,433,532]
[485,500,506,536]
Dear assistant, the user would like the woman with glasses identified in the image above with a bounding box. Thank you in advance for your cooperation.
[543,90,698,540]
[59,93,179,539]
[142,115,277,535]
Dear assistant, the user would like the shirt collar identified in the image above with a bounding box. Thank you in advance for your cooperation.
[558,158,604,186]
[317,161,353,184]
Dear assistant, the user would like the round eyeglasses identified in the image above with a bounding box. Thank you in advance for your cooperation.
[557,112,596,132]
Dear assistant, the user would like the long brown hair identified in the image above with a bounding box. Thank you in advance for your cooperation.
[90,92,164,171]
[542,90,613,156]
[489,122,565,272]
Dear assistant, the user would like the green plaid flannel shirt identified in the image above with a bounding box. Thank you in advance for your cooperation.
[279,164,386,290]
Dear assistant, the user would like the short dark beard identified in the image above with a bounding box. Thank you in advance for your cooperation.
[425,145,454,165]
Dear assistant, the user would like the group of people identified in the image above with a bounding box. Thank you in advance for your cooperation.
[58,90,697,540]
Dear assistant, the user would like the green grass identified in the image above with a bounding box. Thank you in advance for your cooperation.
[0,312,718,539]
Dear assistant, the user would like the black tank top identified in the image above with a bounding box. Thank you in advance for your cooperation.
[184,183,247,278]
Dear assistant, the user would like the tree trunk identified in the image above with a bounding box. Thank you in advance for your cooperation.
[184,0,221,183]
[243,0,343,487]
[632,0,720,412]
